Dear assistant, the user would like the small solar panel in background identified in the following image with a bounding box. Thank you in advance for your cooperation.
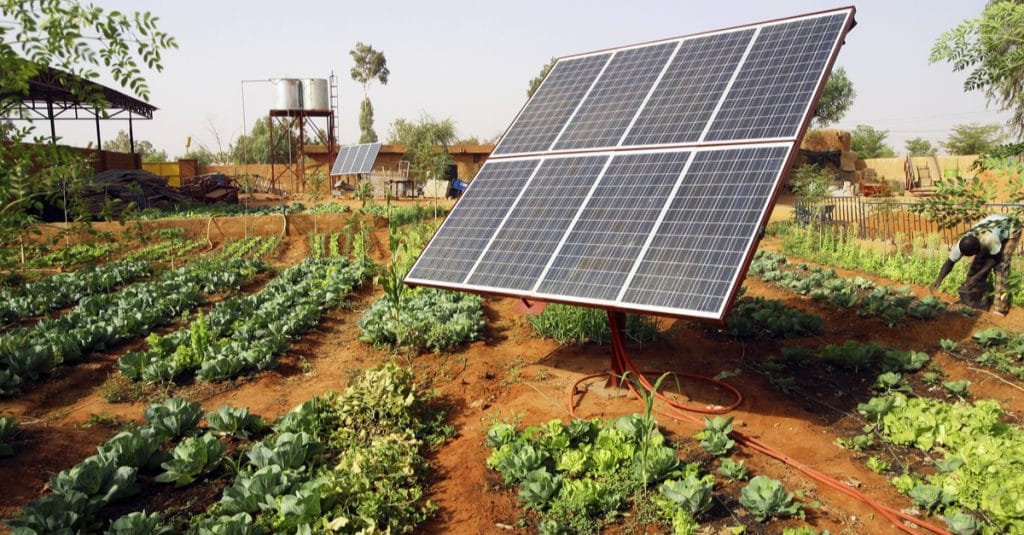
[330,142,382,175]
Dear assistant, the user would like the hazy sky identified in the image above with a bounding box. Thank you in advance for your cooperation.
[22,0,1014,157]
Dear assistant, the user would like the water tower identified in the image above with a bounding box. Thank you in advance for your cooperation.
[268,74,338,193]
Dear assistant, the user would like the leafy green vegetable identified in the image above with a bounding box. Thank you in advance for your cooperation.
[519,468,563,510]
[105,511,174,535]
[206,405,265,438]
[144,398,202,440]
[718,458,748,481]
[155,433,225,487]
[660,475,715,517]
[49,455,139,514]
[739,476,802,522]
[973,327,1009,347]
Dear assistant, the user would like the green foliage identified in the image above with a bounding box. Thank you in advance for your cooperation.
[528,57,558,98]
[49,455,139,514]
[103,131,169,162]
[749,249,946,325]
[486,414,701,534]
[931,1,1024,138]
[388,115,457,182]
[120,258,370,384]
[697,416,735,457]
[906,137,938,156]
[944,511,981,535]
[723,296,823,339]
[819,340,884,373]
[943,123,1005,155]
[0,1,177,260]
[973,327,1008,347]
[144,398,202,441]
[851,125,897,158]
[230,117,301,164]
[813,67,856,126]
[359,288,484,353]
[529,304,659,344]
[105,511,174,535]
[155,433,225,487]
[207,406,266,438]
[0,260,151,326]
[865,456,890,474]
[739,476,803,522]
[867,389,1024,535]
[943,379,972,397]
[718,458,749,481]
[358,98,378,143]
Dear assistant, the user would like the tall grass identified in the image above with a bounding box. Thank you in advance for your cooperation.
[529,304,659,345]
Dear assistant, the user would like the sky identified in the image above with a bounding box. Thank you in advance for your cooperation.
[16,0,1015,157]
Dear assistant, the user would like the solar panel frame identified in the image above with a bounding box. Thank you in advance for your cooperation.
[330,142,382,175]
[405,6,856,322]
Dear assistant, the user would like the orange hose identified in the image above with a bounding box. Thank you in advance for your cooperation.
[569,362,952,535]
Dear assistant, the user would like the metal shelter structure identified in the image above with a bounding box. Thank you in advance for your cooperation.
[0,66,156,151]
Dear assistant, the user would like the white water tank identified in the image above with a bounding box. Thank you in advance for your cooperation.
[272,78,301,110]
[302,78,329,110]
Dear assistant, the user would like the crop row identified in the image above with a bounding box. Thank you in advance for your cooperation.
[6,363,449,534]
[131,201,351,220]
[486,411,814,533]
[749,250,945,326]
[943,327,1024,381]
[854,391,1024,533]
[25,241,123,268]
[218,236,279,260]
[122,238,205,262]
[0,258,264,396]
[0,260,153,326]
[119,257,372,384]
[359,287,484,353]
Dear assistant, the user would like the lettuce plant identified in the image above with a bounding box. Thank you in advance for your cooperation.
[207,405,266,438]
[739,476,802,522]
[155,433,225,487]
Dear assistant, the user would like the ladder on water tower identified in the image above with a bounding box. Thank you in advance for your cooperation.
[329,72,340,148]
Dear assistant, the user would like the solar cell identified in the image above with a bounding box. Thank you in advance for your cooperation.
[406,159,540,283]
[330,142,382,175]
[704,14,848,142]
[466,155,609,290]
[621,29,755,146]
[553,42,677,151]
[535,151,691,301]
[406,7,854,320]
[491,54,610,156]
[619,145,789,315]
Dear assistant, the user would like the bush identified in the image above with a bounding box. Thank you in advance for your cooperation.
[528,304,658,345]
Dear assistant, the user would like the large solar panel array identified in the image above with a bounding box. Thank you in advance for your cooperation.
[330,142,382,176]
[406,8,855,320]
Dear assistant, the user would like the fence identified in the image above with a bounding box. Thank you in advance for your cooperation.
[794,197,1024,244]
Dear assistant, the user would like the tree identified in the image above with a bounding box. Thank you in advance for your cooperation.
[942,122,1005,155]
[905,138,938,156]
[359,99,377,143]
[850,125,897,158]
[813,67,856,126]
[230,117,300,164]
[527,57,557,98]
[349,42,389,143]
[931,1,1024,138]
[103,130,168,163]
[0,1,176,262]
[387,115,457,184]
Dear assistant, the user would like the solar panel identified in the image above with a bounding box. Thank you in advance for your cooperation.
[406,7,855,320]
[330,142,382,175]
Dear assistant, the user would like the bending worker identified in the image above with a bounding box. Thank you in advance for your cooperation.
[931,214,1019,314]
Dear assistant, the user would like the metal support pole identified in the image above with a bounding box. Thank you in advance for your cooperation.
[46,99,56,143]
[606,309,628,389]
[269,113,276,192]
[298,113,306,193]
[94,109,101,149]
[128,112,135,154]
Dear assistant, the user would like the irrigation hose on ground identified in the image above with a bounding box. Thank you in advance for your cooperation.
[568,323,952,535]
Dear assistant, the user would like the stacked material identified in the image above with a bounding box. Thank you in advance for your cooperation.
[796,129,867,179]
[77,169,196,217]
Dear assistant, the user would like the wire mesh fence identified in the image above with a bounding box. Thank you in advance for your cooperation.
[793,197,1024,244]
